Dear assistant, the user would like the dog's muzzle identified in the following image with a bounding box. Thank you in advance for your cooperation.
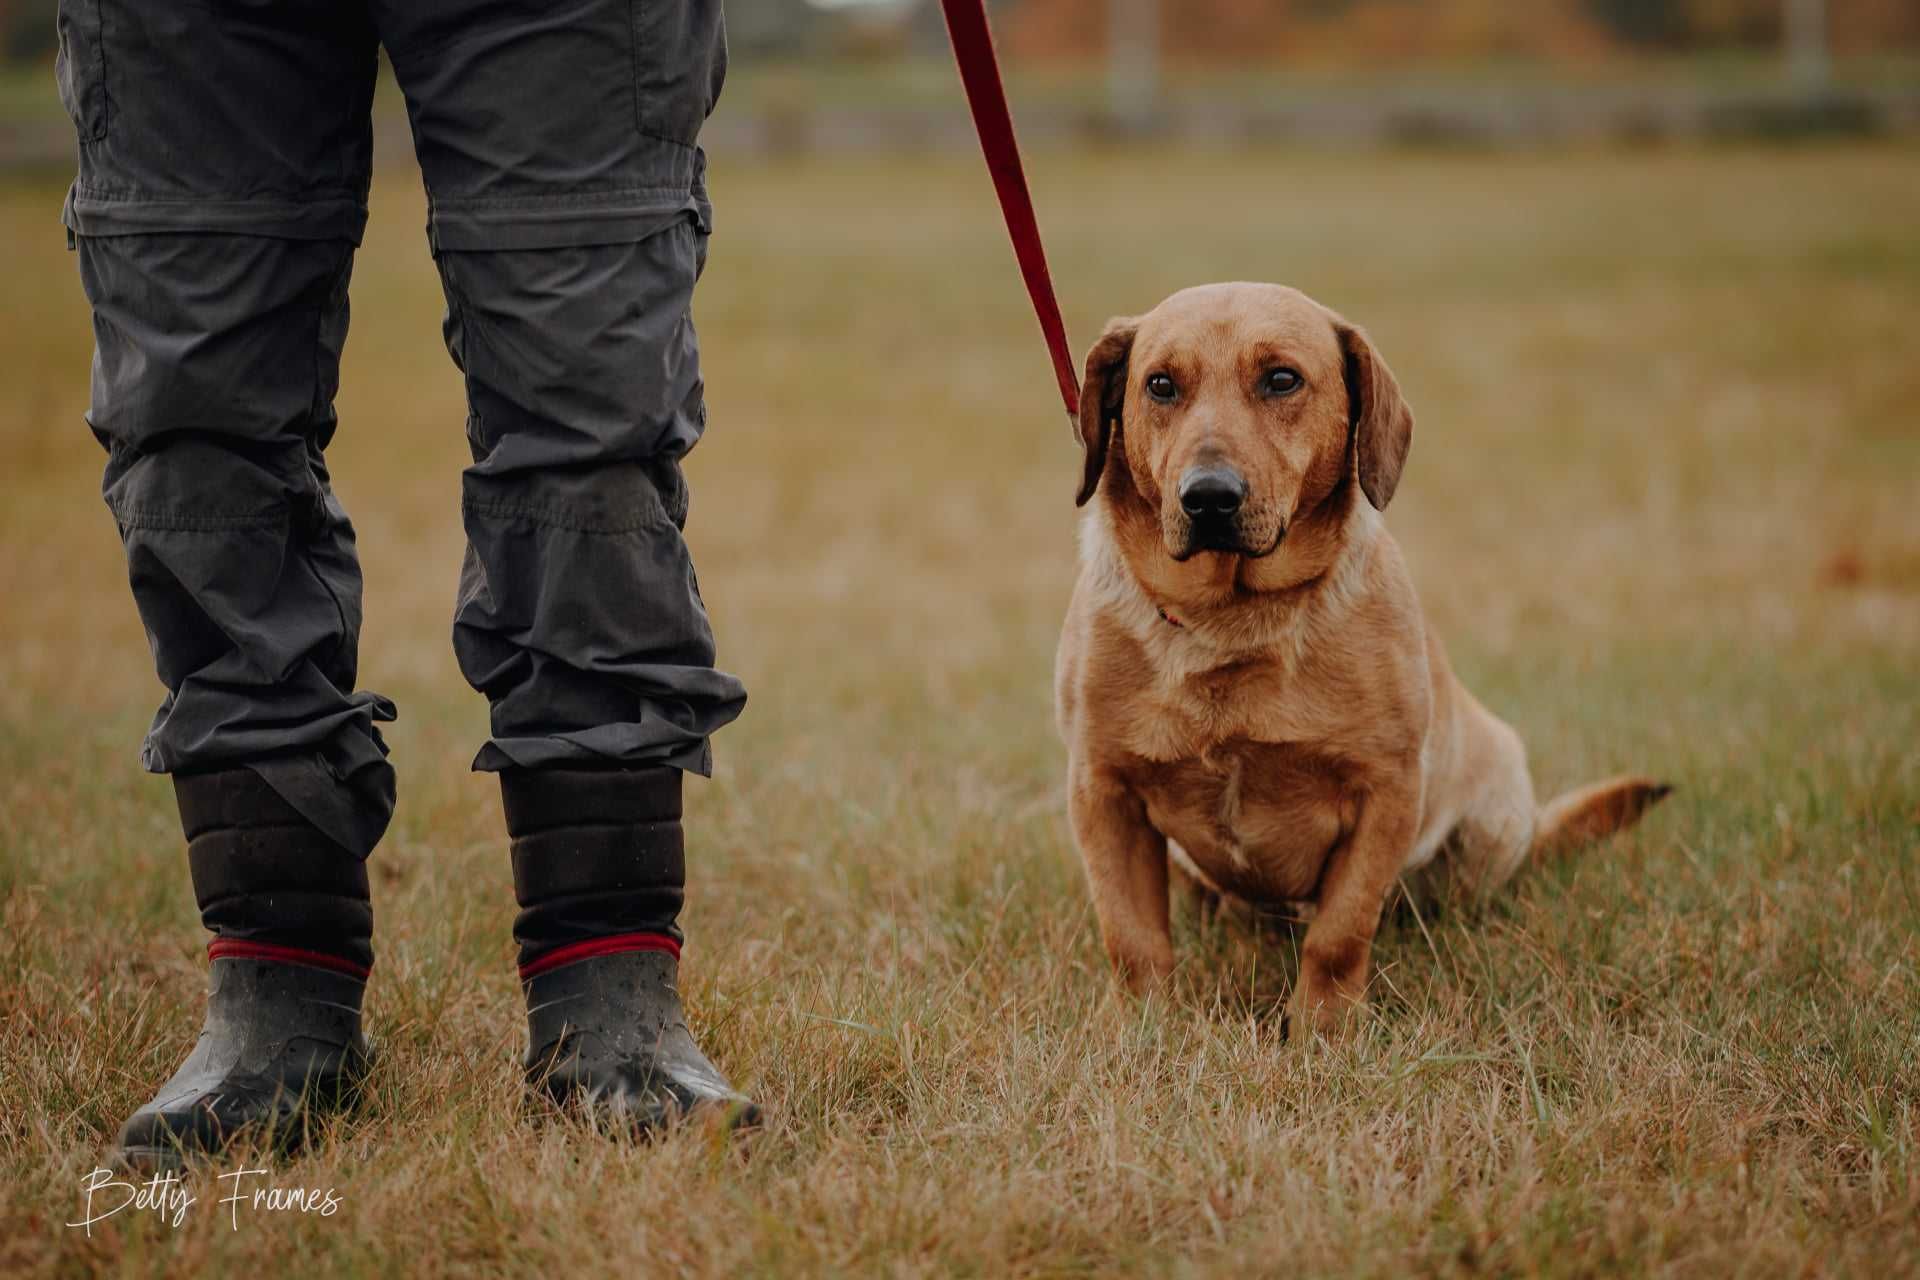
[1172,466,1277,558]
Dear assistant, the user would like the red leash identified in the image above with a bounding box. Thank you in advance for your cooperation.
[938,0,1080,427]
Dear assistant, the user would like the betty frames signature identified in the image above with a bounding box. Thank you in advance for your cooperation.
[67,1166,344,1235]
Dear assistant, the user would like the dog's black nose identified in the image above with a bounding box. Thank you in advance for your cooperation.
[1179,467,1247,520]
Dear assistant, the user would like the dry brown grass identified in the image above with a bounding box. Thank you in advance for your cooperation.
[2,141,1917,1277]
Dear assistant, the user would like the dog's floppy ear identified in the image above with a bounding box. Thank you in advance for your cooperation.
[1076,316,1139,506]
[1336,321,1414,510]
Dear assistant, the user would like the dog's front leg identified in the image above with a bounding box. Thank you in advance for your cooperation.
[1289,776,1420,1038]
[1069,765,1173,993]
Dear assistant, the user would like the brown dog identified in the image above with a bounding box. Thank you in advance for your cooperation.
[1054,282,1667,1034]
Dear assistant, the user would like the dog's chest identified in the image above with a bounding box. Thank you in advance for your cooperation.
[1130,737,1353,904]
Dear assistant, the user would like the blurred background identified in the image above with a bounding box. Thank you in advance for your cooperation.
[3,0,1920,159]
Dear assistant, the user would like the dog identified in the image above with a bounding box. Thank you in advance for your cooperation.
[1053,282,1668,1034]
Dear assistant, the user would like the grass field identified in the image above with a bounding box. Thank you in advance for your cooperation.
[2,141,1918,1276]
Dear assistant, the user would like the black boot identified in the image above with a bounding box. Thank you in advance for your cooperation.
[117,767,374,1170]
[117,956,370,1169]
[523,948,758,1129]
[505,766,759,1132]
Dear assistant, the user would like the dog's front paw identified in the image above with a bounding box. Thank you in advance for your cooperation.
[1286,933,1372,1042]
[1285,975,1367,1042]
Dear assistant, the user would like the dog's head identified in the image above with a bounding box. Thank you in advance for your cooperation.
[1075,283,1412,562]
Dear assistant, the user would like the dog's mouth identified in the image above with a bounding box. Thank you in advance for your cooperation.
[1167,513,1285,562]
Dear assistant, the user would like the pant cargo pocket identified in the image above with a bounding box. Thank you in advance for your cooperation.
[55,0,108,142]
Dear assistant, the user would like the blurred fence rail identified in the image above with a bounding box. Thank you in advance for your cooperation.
[693,67,1920,155]
[2,55,1917,174]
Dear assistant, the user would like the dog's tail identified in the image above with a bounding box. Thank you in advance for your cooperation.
[1531,775,1671,859]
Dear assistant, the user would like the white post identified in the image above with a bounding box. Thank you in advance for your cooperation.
[1785,0,1830,96]
[1108,0,1159,128]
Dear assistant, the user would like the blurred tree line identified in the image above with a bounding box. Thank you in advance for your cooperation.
[3,0,1916,64]
[1003,0,1920,61]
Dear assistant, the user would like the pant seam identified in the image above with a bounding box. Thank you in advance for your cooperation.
[461,499,671,536]
[70,183,369,209]
[92,0,111,142]
[106,503,281,533]
[430,185,695,211]
[299,251,357,684]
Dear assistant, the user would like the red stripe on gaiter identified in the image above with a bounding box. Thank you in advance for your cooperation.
[207,939,371,981]
[518,932,682,982]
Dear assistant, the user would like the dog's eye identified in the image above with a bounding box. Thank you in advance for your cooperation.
[1263,368,1303,396]
[1145,373,1177,403]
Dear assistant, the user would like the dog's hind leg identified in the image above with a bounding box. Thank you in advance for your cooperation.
[1436,704,1538,898]
[1441,701,1670,894]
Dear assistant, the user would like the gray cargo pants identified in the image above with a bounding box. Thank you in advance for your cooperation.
[57,0,745,858]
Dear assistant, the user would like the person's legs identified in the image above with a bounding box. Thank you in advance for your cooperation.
[59,0,385,1165]
[79,230,395,857]
[373,0,753,1128]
